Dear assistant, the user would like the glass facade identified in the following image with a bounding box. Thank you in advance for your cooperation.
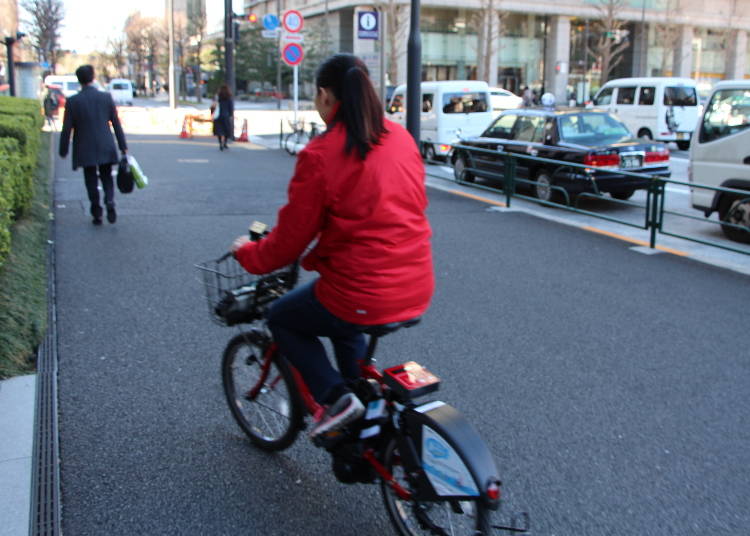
[419,9,545,93]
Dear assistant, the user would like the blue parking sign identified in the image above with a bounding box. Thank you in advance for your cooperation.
[263,13,279,30]
[357,11,379,39]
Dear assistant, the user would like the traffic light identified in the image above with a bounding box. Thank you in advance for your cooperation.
[248,13,258,24]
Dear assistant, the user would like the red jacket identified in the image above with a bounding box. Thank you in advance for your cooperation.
[236,119,434,325]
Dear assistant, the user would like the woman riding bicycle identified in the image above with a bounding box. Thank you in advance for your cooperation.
[231,54,434,437]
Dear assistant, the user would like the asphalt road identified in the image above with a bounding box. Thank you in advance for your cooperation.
[53,134,750,535]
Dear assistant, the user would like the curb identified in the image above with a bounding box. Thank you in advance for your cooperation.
[28,133,62,536]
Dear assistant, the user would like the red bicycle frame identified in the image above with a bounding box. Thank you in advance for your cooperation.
[248,341,413,500]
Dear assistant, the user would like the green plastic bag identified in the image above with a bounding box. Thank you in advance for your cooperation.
[127,155,149,189]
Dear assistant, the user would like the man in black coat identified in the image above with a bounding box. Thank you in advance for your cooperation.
[59,65,128,225]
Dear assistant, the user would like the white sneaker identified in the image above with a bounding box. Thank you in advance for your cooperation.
[310,392,365,438]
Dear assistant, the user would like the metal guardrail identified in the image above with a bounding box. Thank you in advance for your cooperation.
[425,143,750,256]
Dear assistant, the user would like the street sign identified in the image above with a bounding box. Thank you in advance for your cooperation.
[281,33,304,44]
[281,42,304,66]
[282,10,304,33]
[262,29,280,39]
[262,13,279,30]
[357,11,379,39]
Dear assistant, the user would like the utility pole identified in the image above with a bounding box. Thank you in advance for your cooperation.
[406,0,422,144]
[168,0,177,108]
[276,0,282,110]
[224,0,235,95]
[3,33,24,97]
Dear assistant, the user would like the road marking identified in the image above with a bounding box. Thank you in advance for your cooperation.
[177,158,209,163]
[581,226,688,256]
[436,185,690,258]
[448,189,507,207]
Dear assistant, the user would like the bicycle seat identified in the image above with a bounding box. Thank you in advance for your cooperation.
[356,317,421,337]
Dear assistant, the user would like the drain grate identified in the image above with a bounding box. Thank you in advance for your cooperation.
[29,177,62,535]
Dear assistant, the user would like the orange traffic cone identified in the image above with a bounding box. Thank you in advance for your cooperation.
[237,118,249,142]
[179,117,191,139]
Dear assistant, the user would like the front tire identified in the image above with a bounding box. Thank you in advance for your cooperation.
[222,330,303,451]
[718,194,750,244]
[380,438,492,536]
[611,189,635,201]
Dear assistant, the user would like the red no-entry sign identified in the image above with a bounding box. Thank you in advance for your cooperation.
[282,43,304,67]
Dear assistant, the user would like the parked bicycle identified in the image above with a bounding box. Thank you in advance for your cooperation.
[284,119,322,156]
[196,222,529,535]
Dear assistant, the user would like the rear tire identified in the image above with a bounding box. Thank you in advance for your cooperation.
[453,153,475,183]
[637,128,653,140]
[676,140,690,151]
[718,194,750,244]
[534,170,563,204]
[380,438,492,536]
[423,143,436,162]
[222,330,303,451]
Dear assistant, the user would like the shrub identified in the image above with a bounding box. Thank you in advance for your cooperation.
[0,97,42,268]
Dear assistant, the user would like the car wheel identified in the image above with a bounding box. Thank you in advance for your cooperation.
[637,129,653,140]
[611,189,635,201]
[676,140,690,151]
[423,143,436,162]
[534,170,562,203]
[453,153,474,183]
[718,193,750,244]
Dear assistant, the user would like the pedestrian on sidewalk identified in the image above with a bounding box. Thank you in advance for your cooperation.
[212,84,234,151]
[59,64,128,225]
[231,53,434,437]
[43,89,58,129]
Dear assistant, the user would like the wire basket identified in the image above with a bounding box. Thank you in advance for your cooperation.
[195,253,298,326]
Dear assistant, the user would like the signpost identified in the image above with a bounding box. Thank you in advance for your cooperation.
[280,10,305,125]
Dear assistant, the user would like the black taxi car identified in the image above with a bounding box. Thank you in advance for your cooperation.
[451,107,671,202]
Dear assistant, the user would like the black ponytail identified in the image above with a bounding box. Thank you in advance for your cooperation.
[316,54,386,160]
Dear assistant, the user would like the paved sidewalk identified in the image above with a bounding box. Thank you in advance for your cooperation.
[0,375,35,536]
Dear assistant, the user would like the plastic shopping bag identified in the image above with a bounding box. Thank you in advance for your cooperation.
[127,155,149,189]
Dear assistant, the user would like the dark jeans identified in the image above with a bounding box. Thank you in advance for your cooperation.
[83,164,114,218]
[266,280,366,404]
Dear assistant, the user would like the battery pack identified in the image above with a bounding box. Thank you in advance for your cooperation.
[383,361,440,400]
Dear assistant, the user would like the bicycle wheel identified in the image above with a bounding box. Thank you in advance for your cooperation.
[380,437,492,536]
[284,131,303,155]
[222,330,303,451]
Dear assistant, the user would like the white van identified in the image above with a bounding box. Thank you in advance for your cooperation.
[108,79,134,105]
[592,77,700,150]
[386,80,493,161]
[43,75,81,97]
[689,80,750,243]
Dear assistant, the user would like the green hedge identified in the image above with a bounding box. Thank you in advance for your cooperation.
[0,96,42,269]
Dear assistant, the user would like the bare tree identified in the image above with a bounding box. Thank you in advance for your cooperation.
[654,0,681,75]
[125,13,163,95]
[587,0,631,83]
[382,0,408,85]
[20,0,64,73]
[187,1,207,102]
[473,0,505,83]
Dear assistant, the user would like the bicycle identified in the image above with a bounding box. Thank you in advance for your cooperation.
[196,222,530,535]
[284,119,322,156]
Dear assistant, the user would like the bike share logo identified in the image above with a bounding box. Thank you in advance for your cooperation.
[426,437,449,459]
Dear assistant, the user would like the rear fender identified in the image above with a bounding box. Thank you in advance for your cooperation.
[399,401,501,509]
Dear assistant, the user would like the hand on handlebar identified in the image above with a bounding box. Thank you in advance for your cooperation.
[231,236,251,256]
